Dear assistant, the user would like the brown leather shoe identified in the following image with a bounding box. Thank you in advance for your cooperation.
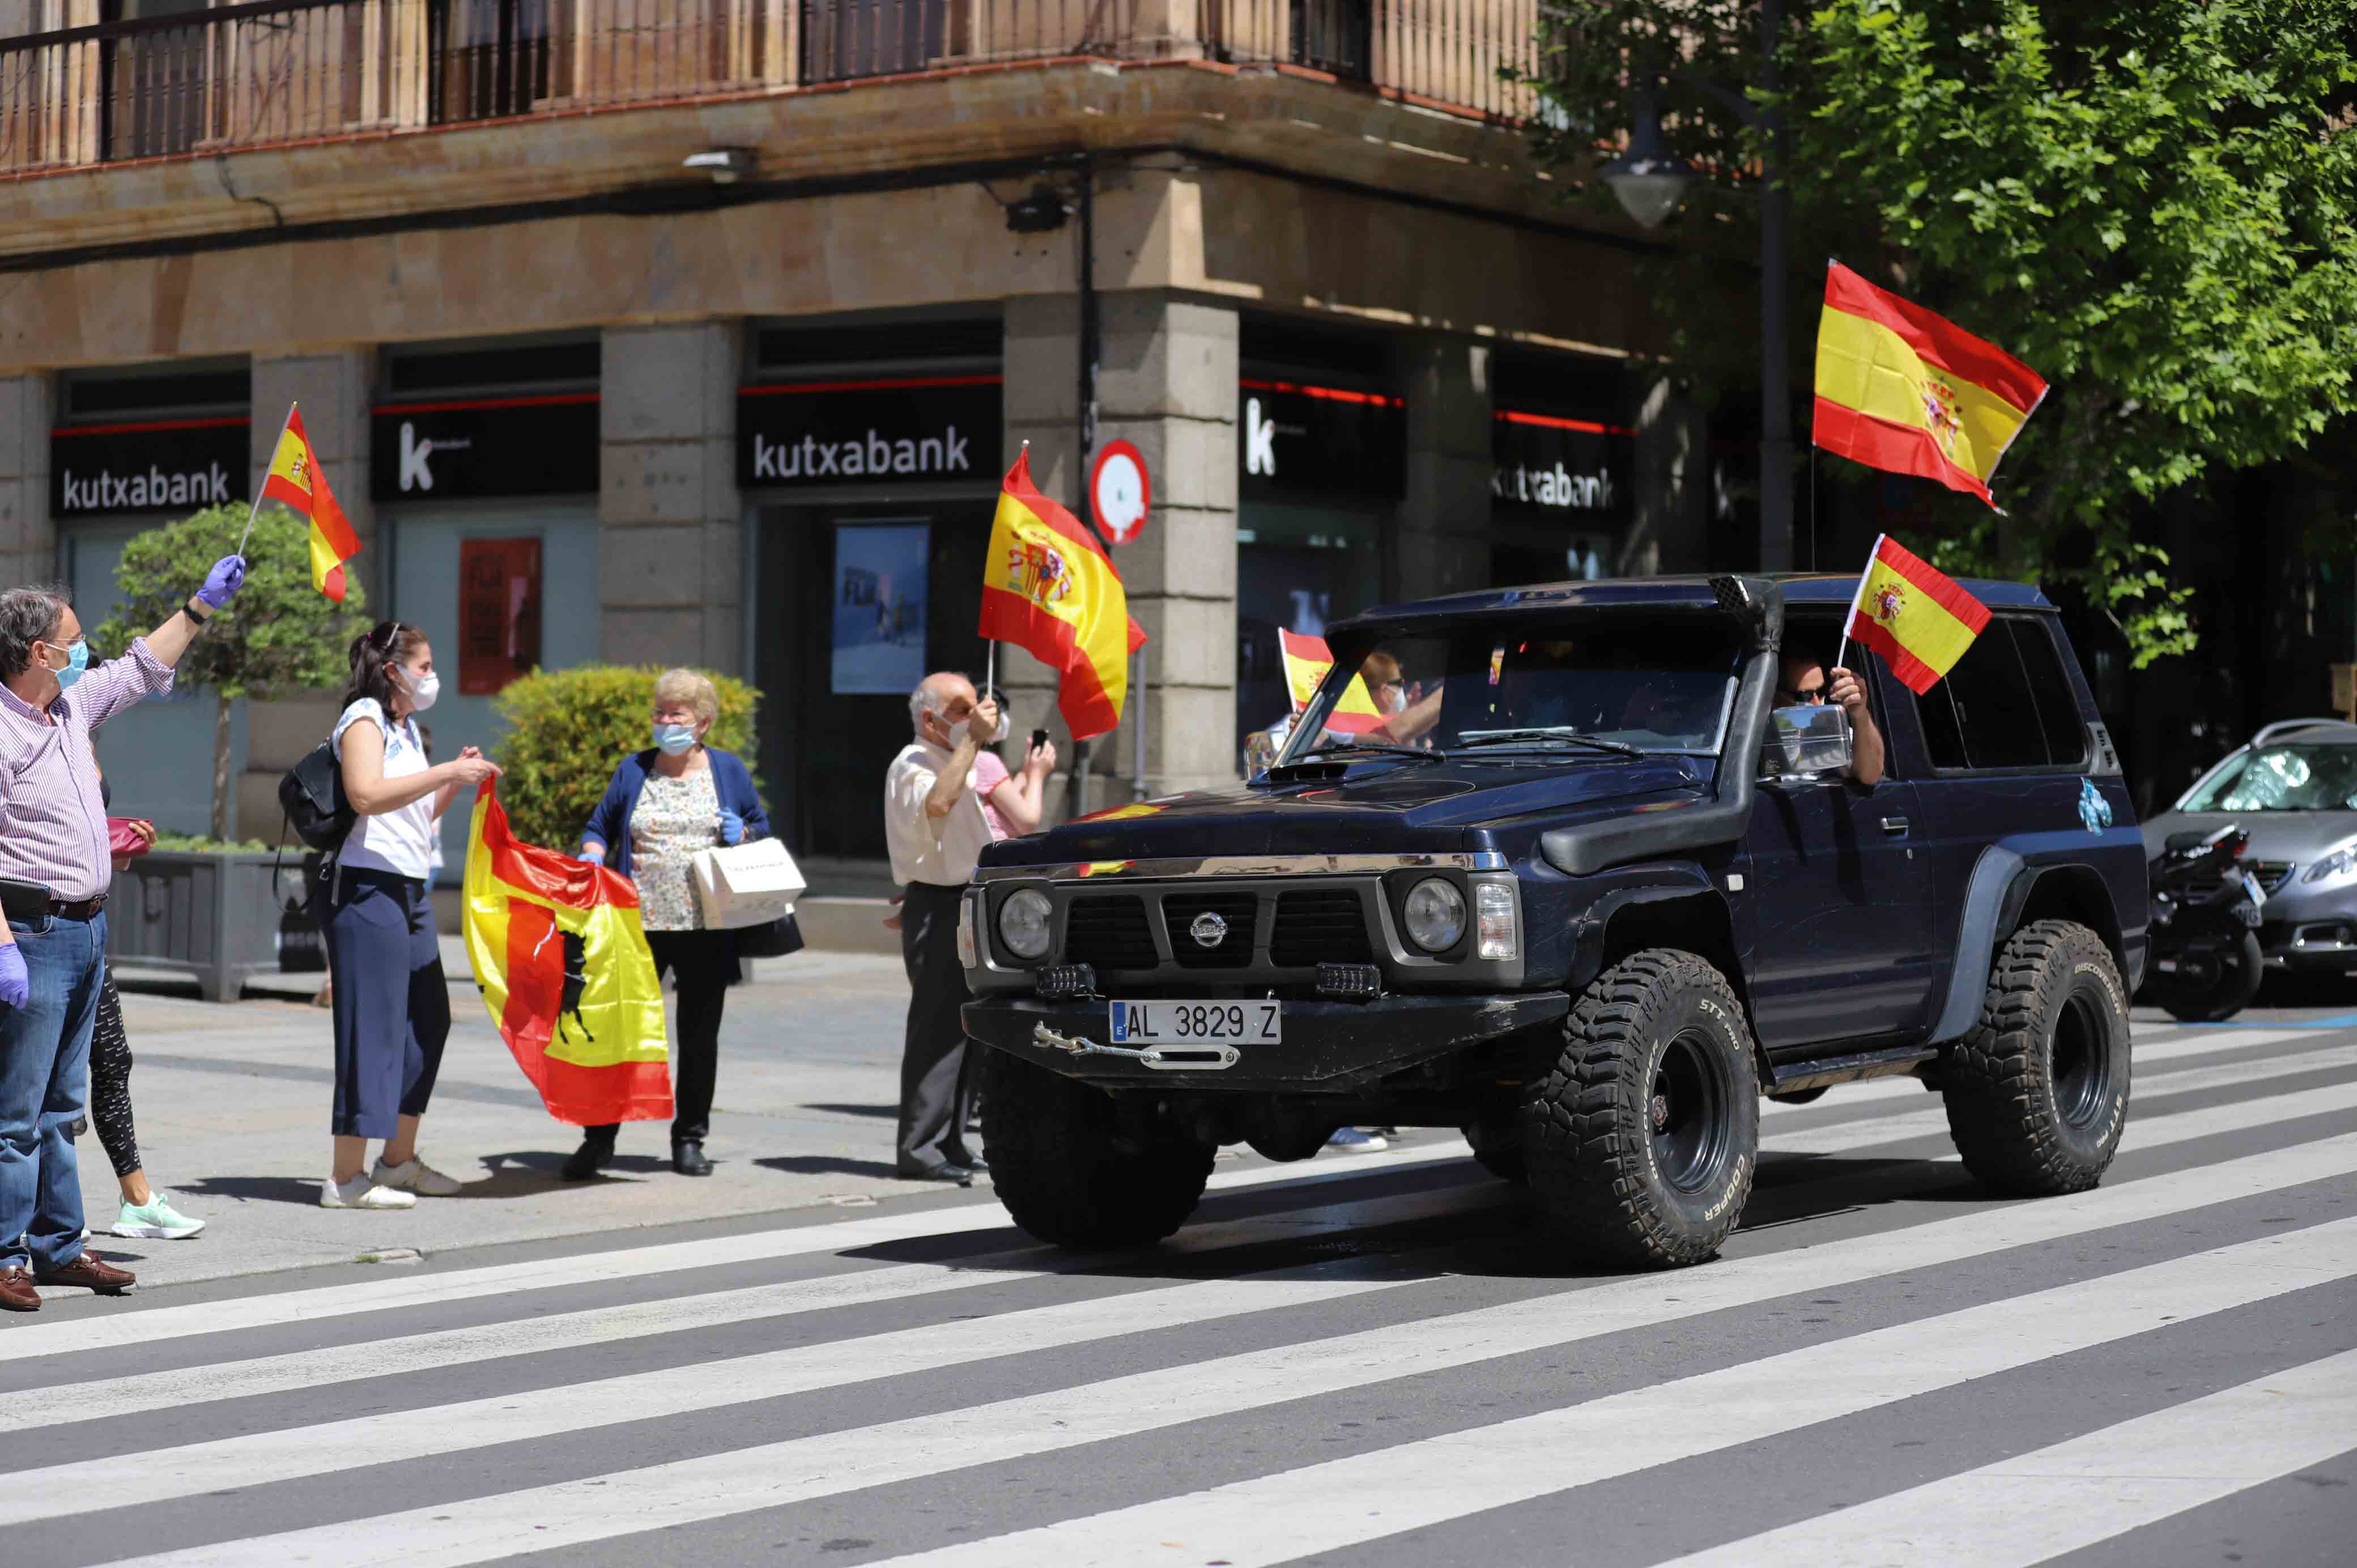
[35,1252,135,1295]
[0,1268,37,1312]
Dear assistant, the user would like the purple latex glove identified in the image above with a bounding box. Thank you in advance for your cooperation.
[197,555,246,610]
[0,944,26,1011]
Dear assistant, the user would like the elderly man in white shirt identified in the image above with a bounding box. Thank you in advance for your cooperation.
[884,671,1004,1184]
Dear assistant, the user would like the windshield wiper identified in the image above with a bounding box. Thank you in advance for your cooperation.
[1454,728,1645,758]
[1286,743,1448,765]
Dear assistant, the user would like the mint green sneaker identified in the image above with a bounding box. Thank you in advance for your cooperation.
[111,1194,206,1240]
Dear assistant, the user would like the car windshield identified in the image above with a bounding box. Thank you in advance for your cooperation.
[2181,744,2357,812]
[1278,615,1741,762]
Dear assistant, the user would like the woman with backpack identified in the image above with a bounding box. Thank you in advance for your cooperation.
[319,621,499,1210]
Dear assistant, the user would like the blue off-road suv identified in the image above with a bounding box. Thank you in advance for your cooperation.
[960,575,2148,1268]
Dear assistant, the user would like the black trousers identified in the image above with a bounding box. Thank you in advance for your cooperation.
[897,881,975,1174]
[88,972,139,1180]
[586,929,734,1147]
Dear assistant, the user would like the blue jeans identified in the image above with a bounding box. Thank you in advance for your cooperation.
[0,911,106,1274]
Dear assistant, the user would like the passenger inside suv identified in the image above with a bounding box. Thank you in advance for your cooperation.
[1775,649,1887,786]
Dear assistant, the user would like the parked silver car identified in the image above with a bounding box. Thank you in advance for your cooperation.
[2142,718,2357,974]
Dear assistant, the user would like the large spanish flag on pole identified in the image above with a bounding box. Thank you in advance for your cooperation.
[1278,629,1385,734]
[1813,262,2048,510]
[1842,535,1993,695]
[463,783,673,1127]
[978,449,1148,740]
[258,404,363,600]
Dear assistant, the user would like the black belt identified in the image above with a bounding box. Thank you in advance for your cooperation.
[48,894,107,921]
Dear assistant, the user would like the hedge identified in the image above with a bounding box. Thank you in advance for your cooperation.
[491,665,763,851]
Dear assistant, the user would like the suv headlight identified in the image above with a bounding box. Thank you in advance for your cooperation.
[1474,881,1518,961]
[995,887,1053,960]
[2303,849,2354,884]
[1402,877,1467,952]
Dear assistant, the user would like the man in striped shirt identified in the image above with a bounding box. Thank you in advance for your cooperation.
[0,556,245,1312]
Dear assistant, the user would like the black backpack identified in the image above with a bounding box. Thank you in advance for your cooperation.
[278,740,355,851]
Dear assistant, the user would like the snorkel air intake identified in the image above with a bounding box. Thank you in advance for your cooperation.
[1540,576,1785,877]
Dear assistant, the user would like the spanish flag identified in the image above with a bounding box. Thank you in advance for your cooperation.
[1278,629,1386,734]
[978,450,1148,740]
[1845,535,1992,695]
[463,783,672,1127]
[259,404,363,601]
[1813,262,2048,509]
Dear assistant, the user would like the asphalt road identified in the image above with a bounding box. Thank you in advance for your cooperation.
[6,996,2356,1567]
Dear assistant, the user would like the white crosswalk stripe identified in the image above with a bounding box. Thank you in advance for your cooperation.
[11,1016,2354,1568]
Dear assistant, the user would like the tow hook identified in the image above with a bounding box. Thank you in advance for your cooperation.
[1031,1022,1241,1071]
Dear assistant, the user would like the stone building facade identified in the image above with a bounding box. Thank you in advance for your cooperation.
[0,1,1728,868]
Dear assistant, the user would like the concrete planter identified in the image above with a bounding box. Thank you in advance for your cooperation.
[107,850,293,1002]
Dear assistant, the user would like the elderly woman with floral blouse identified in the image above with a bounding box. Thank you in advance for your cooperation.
[565,668,771,1180]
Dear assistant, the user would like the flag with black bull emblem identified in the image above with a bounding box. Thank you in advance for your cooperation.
[462,782,672,1126]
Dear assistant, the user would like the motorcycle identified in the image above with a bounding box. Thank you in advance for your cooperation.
[2147,823,2268,1023]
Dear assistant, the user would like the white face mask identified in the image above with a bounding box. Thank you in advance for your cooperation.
[944,717,972,747]
[988,709,1011,744]
[400,667,441,713]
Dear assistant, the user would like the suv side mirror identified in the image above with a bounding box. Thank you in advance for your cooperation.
[1764,704,1853,778]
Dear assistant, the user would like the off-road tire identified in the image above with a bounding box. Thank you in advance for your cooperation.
[980,1049,1215,1248]
[1941,919,2131,1195]
[1522,950,1761,1268]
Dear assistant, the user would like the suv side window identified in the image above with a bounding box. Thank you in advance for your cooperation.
[1914,616,2084,772]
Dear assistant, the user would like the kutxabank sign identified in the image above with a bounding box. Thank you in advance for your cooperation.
[1491,408,1633,522]
[738,377,1001,489]
[51,418,249,517]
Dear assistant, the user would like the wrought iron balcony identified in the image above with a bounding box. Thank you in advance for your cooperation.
[0,0,1539,176]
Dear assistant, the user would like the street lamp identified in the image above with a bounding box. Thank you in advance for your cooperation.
[1599,0,1794,574]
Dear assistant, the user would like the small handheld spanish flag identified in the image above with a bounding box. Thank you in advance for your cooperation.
[1844,535,1992,695]
[1278,629,1386,734]
[977,449,1147,740]
[1812,262,2047,510]
[259,403,363,600]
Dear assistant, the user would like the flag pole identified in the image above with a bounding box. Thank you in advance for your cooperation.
[1835,532,1883,676]
[236,401,297,559]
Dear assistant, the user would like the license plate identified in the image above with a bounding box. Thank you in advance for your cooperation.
[1109,999,1282,1046]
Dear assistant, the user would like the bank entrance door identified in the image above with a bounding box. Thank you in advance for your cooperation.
[756,504,990,864]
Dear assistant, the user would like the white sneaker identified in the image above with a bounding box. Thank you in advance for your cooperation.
[320,1173,415,1210]
[371,1156,462,1196]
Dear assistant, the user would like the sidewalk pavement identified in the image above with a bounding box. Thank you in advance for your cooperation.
[80,938,960,1293]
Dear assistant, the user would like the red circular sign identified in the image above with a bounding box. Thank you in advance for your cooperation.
[1089,440,1151,547]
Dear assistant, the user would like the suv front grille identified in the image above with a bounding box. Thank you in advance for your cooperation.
[1162,892,1257,969]
[1063,894,1158,972]
[1271,889,1373,966]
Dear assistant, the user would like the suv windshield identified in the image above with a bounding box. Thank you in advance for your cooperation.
[1279,616,1741,762]
[2182,744,2357,812]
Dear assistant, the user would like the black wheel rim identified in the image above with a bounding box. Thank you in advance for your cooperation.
[1649,1028,1731,1194]
[2050,987,2115,1129]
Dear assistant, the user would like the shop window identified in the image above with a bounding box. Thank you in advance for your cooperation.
[385,338,598,398]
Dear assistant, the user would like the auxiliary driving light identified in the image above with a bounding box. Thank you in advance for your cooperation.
[1317,962,1382,1000]
[1035,964,1099,1000]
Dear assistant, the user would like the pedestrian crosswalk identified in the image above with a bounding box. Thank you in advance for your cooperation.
[7,1014,2355,1567]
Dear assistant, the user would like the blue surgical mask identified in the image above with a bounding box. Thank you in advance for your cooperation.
[653,722,697,756]
[45,638,88,691]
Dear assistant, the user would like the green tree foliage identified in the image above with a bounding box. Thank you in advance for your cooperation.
[491,664,763,851]
[1521,0,2357,663]
[92,505,367,838]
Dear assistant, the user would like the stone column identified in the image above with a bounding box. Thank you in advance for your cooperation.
[599,322,744,674]
[1393,334,1492,599]
[1626,374,1709,575]
[1003,291,1239,811]
[0,373,53,590]
[241,351,374,837]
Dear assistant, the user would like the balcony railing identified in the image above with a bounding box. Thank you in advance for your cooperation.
[0,0,1537,176]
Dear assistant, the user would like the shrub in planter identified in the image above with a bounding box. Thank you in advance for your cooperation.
[492,665,763,851]
[93,505,367,840]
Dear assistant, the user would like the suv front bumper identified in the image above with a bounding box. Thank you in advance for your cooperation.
[960,991,1569,1091]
